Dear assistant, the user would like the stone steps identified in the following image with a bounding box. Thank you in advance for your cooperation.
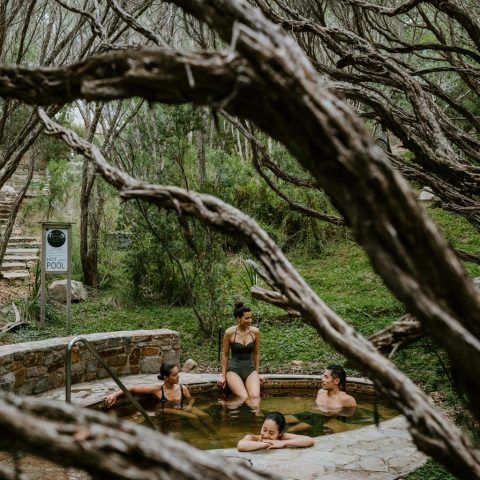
[1,236,40,283]
[1,271,30,280]
[0,261,28,270]
[0,165,46,284]
[5,248,39,256]
[4,242,38,249]
[9,236,38,244]
[3,255,38,262]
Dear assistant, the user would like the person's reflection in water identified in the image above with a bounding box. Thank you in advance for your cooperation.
[219,391,262,416]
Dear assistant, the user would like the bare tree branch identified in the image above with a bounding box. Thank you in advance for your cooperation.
[0,392,272,480]
[368,315,423,356]
[105,0,168,47]
[345,0,480,51]
[221,111,344,226]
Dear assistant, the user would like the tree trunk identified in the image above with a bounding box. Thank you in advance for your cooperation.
[196,108,206,184]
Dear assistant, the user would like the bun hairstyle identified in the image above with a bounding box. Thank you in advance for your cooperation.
[233,302,251,319]
[157,363,176,380]
[264,412,286,433]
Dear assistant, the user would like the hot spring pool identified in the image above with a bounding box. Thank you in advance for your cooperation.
[104,389,398,449]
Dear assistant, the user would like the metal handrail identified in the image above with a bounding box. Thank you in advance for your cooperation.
[65,336,157,430]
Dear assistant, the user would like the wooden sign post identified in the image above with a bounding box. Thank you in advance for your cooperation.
[40,222,73,333]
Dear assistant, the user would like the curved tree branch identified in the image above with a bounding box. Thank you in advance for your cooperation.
[221,111,344,226]
[0,393,271,480]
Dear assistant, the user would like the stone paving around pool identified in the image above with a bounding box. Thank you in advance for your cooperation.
[38,372,427,479]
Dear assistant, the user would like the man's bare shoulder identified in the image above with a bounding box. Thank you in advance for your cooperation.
[340,392,357,407]
[315,388,327,401]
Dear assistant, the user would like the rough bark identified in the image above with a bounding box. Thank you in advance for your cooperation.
[80,105,102,287]
[0,0,478,476]
[368,315,423,356]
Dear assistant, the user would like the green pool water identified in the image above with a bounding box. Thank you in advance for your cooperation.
[108,390,398,450]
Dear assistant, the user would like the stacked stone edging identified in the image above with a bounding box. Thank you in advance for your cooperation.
[184,375,375,396]
[0,329,179,396]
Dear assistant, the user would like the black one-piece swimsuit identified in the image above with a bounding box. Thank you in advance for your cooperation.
[227,328,256,382]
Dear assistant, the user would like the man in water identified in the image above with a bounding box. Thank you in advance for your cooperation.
[315,364,357,414]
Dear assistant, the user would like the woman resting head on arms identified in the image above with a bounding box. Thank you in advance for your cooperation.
[104,362,191,408]
[237,412,314,451]
[217,302,265,399]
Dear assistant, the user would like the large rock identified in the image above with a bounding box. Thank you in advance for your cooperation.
[182,358,197,372]
[291,360,304,371]
[418,186,435,201]
[48,280,88,303]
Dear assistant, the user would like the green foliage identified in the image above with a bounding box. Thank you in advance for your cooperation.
[121,205,231,335]
[17,262,60,324]
[21,157,77,222]
[113,103,341,334]
[427,207,480,277]
[404,460,455,480]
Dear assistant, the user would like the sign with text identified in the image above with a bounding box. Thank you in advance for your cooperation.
[45,228,68,272]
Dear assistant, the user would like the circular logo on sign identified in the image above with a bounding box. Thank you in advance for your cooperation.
[47,229,66,248]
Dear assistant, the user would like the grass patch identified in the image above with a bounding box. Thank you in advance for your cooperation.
[5,234,451,387]
[404,460,455,480]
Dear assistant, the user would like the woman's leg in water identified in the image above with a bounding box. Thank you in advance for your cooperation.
[245,371,261,398]
[226,371,249,399]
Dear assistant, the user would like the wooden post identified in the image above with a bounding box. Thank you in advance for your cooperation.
[66,224,72,334]
[40,226,46,327]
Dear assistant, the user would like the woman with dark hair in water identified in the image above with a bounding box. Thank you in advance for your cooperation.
[104,363,191,408]
[217,302,265,399]
[237,412,314,451]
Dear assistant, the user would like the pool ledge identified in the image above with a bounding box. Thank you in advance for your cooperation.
[38,372,427,479]
[218,415,426,480]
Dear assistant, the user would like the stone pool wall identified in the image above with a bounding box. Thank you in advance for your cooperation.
[185,375,375,396]
[0,329,179,395]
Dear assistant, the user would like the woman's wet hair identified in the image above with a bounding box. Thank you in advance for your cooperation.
[157,363,176,380]
[264,412,286,433]
[328,364,347,391]
[234,302,251,319]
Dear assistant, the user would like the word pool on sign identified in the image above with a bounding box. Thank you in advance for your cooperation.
[45,229,68,272]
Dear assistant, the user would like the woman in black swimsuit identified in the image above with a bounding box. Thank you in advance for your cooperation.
[217,302,265,399]
[104,363,191,408]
